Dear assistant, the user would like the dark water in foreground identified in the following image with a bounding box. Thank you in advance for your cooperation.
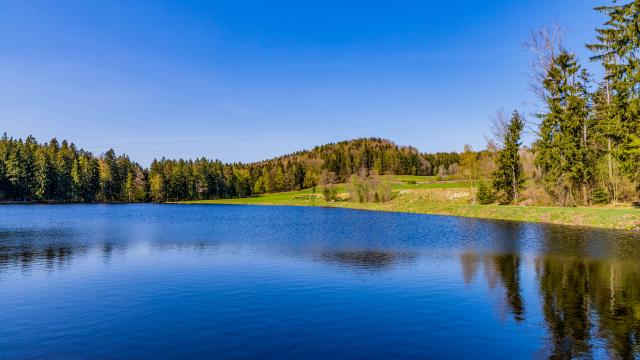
[1,205,640,359]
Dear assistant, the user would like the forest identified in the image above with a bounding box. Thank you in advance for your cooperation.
[1,1,639,207]
[0,135,459,202]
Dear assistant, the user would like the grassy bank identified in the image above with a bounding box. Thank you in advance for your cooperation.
[180,176,640,230]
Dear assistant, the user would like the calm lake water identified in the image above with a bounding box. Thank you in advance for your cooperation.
[1,204,640,359]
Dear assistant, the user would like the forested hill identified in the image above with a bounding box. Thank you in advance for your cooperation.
[248,138,459,180]
[0,135,460,203]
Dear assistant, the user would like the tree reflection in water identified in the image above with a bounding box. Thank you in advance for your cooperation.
[0,243,86,271]
[320,250,416,270]
[536,256,640,359]
[2,224,640,358]
[461,250,526,322]
[461,250,640,359]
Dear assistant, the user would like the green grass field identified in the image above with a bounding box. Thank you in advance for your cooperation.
[391,175,439,183]
[180,175,640,230]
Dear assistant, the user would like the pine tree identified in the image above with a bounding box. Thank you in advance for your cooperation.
[34,148,55,201]
[587,1,640,191]
[0,152,6,200]
[492,111,525,204]
[5,143,27,200]
[273,166,285,192]
[534,51,593,206]
[55,140,74,202]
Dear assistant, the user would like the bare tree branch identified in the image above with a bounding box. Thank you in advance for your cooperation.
[485,108,509,149]
[523,23,566,103]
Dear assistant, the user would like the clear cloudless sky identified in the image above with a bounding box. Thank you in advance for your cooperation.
[1,0,605,165]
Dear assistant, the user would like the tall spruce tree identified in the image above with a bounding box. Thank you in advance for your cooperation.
[587,1,640,193]
[492,111,525,204]
[34,147,55,201]
[534,50,594,206]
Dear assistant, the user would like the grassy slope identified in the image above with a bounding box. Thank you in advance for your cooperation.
[180,176,640,230]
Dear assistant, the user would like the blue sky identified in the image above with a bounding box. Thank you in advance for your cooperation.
[1,0,604,165]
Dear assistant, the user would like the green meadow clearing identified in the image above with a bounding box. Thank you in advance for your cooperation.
[180,176,640,230]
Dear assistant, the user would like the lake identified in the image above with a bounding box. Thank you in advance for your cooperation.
[1,204,639,359]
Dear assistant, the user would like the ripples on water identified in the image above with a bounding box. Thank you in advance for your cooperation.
[1,204,639,359]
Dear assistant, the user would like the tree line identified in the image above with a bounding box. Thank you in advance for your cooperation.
[5,1,636,207]
[0,135,460,203]
[0,134,147,203]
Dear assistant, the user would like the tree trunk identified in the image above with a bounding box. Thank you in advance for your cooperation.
[605,76,616,203]
[568,186,577,207]
[512,165,517,204]
[607,137,616,202]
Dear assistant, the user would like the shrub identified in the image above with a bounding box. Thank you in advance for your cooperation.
[379,177,393,202]
[348,173,393,203]
[476,182,497,205]
[592,187,610,204]
[320,170,339,201]
[348,174,368,203]
[322,183,338,201]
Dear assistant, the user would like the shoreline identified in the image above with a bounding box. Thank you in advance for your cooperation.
[4,190,637,231]
[179,190,640,231]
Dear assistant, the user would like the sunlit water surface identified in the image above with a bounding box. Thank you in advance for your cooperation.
[1,204,640,359]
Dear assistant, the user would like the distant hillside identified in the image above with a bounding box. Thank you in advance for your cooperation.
[150,138,461,201]
[0,134,460,203]
[252,138,459,179]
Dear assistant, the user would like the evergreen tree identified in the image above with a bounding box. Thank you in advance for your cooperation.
[0,152,6,199]
[492,111,525,204]
[5,142,27,200]
[534,51,594,206]
[55,140,74,202]
[587,0,640,195]
[273,166,285,192]
[99,149,118,201]
[34,147,55,201]
[74,153,100,202]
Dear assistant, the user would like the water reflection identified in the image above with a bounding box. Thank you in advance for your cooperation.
[460,251,640,358]
[0,235,87,271]
[537,256,640,359]
[2,205,640,358]
[319,250,416,270]
[461,251,525,322]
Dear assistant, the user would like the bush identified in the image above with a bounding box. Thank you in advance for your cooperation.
[406,180,417,185]
[476,182,497,205]
[378,177,393,202]
[348,173,393,203]
[348,174,370,202]
[320,170,339,201]
[322,184,338,201]
[592,187,610,204]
